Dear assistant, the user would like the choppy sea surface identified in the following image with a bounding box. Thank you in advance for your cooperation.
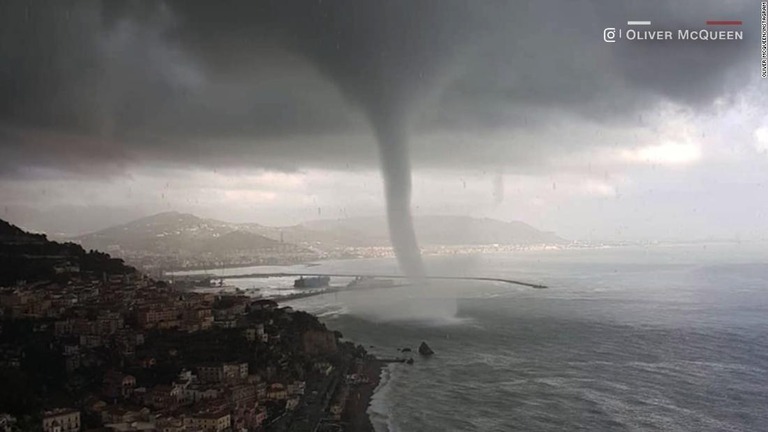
[218,243,768,431]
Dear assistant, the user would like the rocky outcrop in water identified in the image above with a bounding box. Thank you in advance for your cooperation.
[418,341,434,356]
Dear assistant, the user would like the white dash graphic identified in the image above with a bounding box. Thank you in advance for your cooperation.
[627,20,652,26]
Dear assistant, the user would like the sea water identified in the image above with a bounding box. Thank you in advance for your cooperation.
[230,243,768,431]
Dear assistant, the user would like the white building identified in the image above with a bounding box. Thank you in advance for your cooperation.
[42,409,80,432]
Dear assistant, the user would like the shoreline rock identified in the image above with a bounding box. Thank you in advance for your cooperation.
[418,341,435,356]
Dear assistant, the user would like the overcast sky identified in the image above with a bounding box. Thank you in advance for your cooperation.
[1,0,767,241]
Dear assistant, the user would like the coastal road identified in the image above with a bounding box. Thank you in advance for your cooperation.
[266,369,344,432]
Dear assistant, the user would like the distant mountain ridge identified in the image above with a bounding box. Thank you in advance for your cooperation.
[76,211,566,254]
[302,215,565,246]
[76,211,288,255]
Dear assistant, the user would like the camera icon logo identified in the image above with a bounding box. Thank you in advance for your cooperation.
[603,27,617,42]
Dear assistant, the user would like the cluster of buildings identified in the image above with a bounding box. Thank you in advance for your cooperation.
[114,246,317,277]
[82,364,306,431]
[0,264,358,432]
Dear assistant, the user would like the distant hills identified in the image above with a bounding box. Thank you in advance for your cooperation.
[75,211,566,254]
[302,215,565,246]
[75,212,291,256]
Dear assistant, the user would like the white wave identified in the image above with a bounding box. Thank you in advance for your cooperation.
[368,363,398,432]
[314,305,349,318]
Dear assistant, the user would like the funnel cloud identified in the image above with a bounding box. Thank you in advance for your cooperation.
[0,0,765,253]
[164,0,479,278]
[373,112,425,278]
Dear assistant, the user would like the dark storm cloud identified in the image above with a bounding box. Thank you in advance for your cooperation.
[0,0,760,175]
[433,0,758,129]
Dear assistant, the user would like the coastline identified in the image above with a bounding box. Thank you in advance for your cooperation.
[164,243,581,277]
[342,357,384,432]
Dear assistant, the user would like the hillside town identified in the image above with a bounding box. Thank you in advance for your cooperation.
[0,219,381,432]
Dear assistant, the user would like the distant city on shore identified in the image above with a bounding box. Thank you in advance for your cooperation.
[53,212,569,274]
[7,211,749,277]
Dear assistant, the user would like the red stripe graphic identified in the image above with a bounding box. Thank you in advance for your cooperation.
[706,20,743,25]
